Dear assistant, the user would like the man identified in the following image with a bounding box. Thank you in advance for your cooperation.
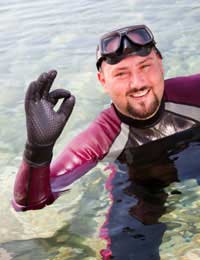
[12,24,200,258]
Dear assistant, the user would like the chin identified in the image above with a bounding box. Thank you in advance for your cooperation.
[127,99,161,120]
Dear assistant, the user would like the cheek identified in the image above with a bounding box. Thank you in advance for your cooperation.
[110,83,129,100]
[151,72,164,99]
[104,83,128,107]
[149,64,164,86]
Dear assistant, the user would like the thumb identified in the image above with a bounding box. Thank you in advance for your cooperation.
[48,89,75,120]
[48,89,71,105]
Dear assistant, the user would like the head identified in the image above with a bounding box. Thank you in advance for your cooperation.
[96,25,164,120]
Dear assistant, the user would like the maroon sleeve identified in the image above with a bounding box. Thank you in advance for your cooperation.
[164,73,200,106]
[12,162,54,211]
[12,106,121,211]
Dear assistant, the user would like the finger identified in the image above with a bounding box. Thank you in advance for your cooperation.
[48,89,71,105]
[58,95,75,120]
[42,70,57,98]
[25,81,39,111]
[36,72,50,99]
[25,72,49,100]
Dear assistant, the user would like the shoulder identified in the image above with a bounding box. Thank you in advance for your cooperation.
[164,74,200,106]
[64,105,122,160]
[86,104,122,142]
[95,105,121,128]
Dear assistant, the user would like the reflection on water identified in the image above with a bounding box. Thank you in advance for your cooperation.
[0,0,200,259]
[99,128,200,259]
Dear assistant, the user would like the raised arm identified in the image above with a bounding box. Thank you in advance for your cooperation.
[12,71,75,211]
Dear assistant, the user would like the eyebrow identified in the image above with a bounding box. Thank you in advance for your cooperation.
[111,67,129,76]
[112,66,129,72]
[137,57,153,65]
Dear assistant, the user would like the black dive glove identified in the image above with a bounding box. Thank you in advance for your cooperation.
[24,70,75,166]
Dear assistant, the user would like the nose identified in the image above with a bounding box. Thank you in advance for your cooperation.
[129,71,146,90]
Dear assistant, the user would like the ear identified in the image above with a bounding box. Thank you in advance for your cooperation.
[97,70,110,94]
[97,71,105,86]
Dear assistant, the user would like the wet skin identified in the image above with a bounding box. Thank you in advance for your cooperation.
[97,50,164,120]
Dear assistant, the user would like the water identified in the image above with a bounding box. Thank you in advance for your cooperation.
[0,0,200,259]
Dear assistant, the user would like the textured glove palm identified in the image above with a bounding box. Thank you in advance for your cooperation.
[24,70,75,166]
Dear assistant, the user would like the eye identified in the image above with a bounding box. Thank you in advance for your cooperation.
[114,71,128,77]
[141,64,151,70]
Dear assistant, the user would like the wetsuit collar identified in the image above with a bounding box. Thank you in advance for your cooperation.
[112,99,164,128]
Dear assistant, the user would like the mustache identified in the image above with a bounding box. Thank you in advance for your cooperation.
[126,86,150,96]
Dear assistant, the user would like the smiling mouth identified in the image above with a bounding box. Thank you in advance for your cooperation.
[128,88,150,98]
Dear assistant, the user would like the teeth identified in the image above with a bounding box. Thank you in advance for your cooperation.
[132,89,149,97]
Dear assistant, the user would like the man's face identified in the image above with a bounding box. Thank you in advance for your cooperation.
[97,50,164,120]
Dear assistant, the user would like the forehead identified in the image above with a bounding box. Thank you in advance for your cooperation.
[102,50,158,73]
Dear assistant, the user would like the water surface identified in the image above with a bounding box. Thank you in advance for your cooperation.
[0,0,200,259]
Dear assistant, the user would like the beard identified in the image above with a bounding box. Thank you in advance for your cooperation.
[126,92,160,120]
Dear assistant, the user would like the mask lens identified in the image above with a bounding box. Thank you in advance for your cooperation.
[102,34,121,53]
[127,28,152,45]
[97,25,157,70]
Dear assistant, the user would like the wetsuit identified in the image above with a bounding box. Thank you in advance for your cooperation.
[13,74,200,259]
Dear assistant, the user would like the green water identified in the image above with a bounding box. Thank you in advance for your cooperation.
[0,0,200,259]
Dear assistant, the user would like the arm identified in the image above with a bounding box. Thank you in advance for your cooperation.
[164,73,200,106]
[12,71,75,211]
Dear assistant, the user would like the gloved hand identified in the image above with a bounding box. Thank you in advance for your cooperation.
[24,70,75,166]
